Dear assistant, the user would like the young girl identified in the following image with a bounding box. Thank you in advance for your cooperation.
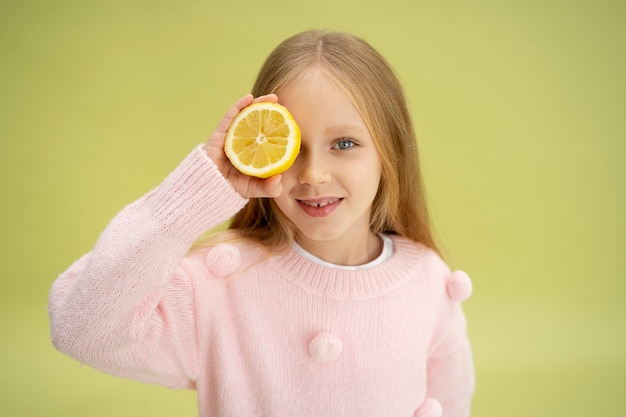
[49,30,475,417]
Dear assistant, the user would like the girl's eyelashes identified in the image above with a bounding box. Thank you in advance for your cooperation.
[332,137,357,150]
[298,137,359,153]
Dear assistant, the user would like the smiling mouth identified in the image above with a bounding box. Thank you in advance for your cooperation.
[296,198,343,217]
[298,198,341,208]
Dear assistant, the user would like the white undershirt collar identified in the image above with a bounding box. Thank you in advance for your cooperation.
[291,234,394,271]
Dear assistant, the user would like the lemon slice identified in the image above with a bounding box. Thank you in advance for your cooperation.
[224,102,301,178]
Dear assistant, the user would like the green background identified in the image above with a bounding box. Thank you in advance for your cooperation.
[1,0,624,415]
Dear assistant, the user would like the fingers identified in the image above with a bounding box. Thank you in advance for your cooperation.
[262,174,283,198]
[205,93,283,198]
[213,94,254,135]
[238,174,282,199]
[253,93,278,104]
[213,93,278,136]
[204,94,255,161]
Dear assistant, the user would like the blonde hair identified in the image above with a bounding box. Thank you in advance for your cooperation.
[212,30,438,254]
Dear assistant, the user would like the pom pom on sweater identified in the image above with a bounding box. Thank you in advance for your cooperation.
[413,398,443,417]
[205,244,242,277]
[309,332,343,363]
[446,270,472,302]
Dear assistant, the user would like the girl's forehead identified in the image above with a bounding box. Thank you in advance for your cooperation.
[276,67,374,138]
[282,68,331,92]
[280,80,363,124]
[279,70,356,111]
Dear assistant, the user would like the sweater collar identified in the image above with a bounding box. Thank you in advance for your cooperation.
[269,235,428,300]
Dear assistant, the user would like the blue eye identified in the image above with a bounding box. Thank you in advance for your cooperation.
[334,138,355,150]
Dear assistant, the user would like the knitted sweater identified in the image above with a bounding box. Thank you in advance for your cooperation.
[49,145,475,417]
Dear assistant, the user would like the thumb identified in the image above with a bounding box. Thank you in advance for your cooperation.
[262,175,283,198]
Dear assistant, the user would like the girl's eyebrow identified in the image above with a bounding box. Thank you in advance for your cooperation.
[324,125,368,136]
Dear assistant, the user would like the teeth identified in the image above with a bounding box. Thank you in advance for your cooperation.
[301,199,338,208]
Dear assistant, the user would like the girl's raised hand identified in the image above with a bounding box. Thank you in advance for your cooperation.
[204,94,283,198]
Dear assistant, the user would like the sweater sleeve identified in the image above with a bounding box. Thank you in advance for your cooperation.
[425,270,476,417]
[48,145,248,388]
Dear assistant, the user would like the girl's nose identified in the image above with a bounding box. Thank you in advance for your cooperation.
[297,149,331,186]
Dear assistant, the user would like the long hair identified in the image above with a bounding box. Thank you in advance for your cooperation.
[227,30,438,253]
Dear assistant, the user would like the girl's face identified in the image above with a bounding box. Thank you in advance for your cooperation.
[274,69,383,264]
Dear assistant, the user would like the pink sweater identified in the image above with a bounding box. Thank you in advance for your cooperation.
[49,145,475,417]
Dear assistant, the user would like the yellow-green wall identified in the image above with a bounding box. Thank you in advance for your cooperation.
[1,0,624,415]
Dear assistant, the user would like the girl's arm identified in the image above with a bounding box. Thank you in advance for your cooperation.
[49,145,248,388]
[423,271,476,417]
[49,94,282,387]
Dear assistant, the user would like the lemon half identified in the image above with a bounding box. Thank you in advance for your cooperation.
[224,102,301,178]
